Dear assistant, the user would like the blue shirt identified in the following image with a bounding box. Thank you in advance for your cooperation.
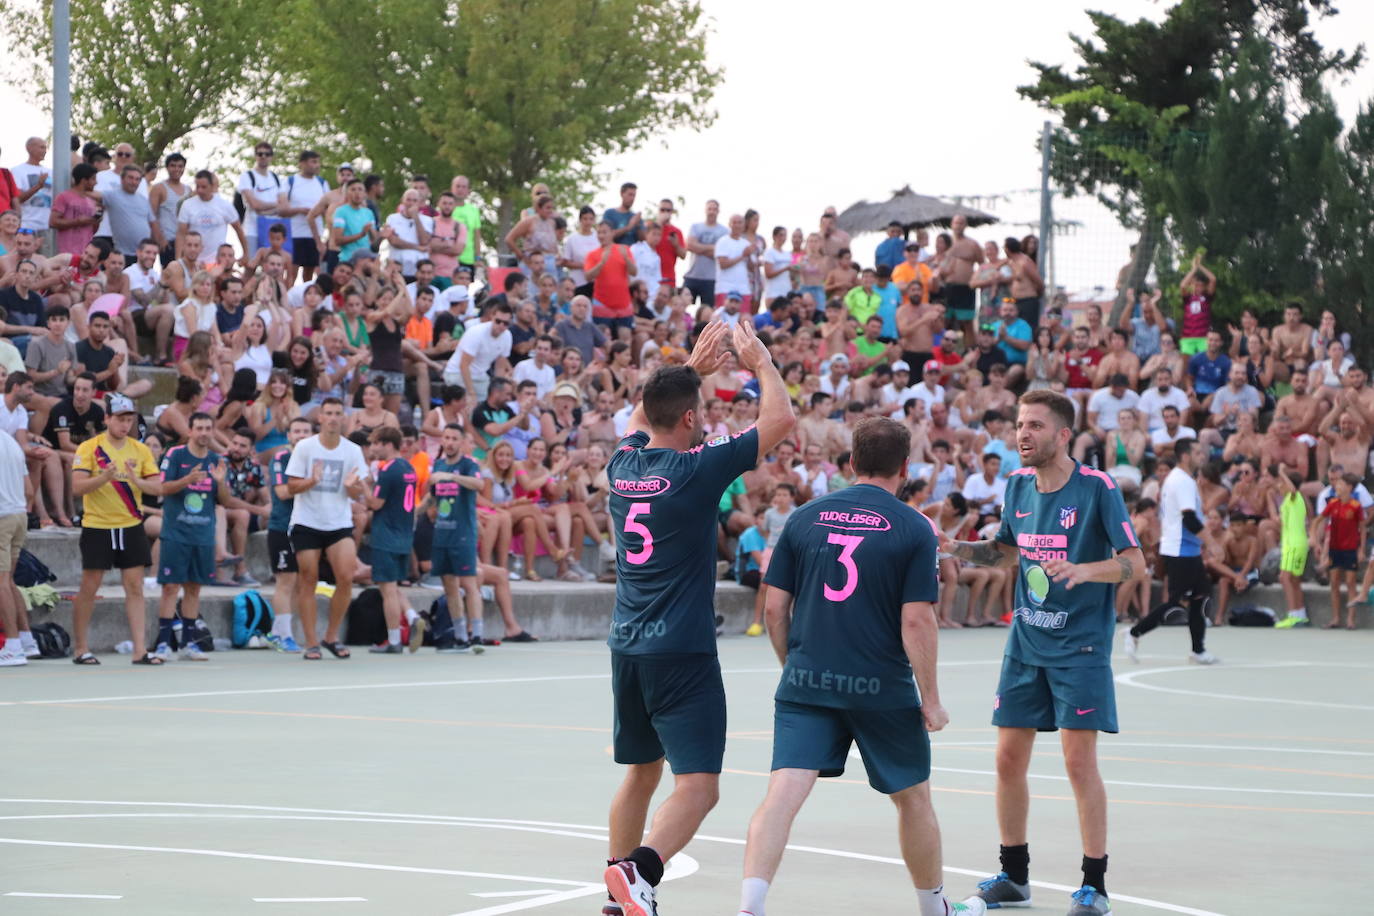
[995,463,1139,667]
[735,525,766,580]
[874,236,905,270]
[432,455,480,548]
[160,446,220,546]
[370,457,417,554]
[608,426,760,656]
[764,484,939,709]
[332,204,376,263]
[874,281,902,339]
[983,438,1021,477]
[602,207,638,245]
[993,317,1033,365]
[1188,351,1230,397]
[267,447,293,533]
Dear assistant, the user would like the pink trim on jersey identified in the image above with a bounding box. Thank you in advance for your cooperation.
[684,423,758,455]
[1123,521,1139,547]
[1078,464,1117,490]
[922,512,942,537]
[1009,467,1036,477]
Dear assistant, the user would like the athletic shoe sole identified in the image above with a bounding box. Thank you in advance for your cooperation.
[603,865,653,916]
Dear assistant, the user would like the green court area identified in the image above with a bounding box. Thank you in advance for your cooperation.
[0,627,1368,914]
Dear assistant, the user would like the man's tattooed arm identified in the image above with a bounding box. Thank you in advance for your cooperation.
[950,539,1018,569]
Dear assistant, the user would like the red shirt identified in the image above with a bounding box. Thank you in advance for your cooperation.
[656,224,685,285]
[586,245,632,319]
[1182,292,1212,339]
[1065,347,1103,390]
[0,168,18,213]
[1321,497,1363,551]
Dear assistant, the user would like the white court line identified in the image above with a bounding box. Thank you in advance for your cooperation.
[5,892,121,899]
[926,765,1374,799]
[1115,662,1374,711]
[470,890,561,898]
[253,897,365,903]
[928,740,1374,758]
[0,800,1224,916]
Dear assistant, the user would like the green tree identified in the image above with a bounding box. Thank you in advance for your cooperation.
[263,0,720,238]
[0,0,280,168]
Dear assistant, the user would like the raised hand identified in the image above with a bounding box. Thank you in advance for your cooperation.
[731,317,771,373]
[686,320,730,375]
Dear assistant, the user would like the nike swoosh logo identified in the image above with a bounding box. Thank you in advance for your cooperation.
[1016,510,1032,518]
[1076,708,1096,716]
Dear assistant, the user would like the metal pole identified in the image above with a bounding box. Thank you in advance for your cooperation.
[52,0,72,195]
[1038,120,1054,298]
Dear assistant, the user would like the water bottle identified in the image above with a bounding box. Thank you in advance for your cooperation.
[510,555,524,580]
[114,640,134,655]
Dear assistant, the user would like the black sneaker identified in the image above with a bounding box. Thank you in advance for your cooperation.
[974,871,1031,908]
[436,638,472,654]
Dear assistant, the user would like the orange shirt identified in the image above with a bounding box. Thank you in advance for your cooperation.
[405,315,434,348]
[891,262,931,304]
[407,449,431,499]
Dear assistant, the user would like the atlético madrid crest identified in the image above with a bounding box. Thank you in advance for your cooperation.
[1059,506,1078,530]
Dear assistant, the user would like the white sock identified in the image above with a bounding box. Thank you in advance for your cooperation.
[738,877,769,916]
[916,886,949,916]
[19,630,34,645]
[4,638,19,652]
[470,616,484,639]
[1290,607,1308,619]
[404,607,420,625]
[455,618,468,641]
[272,613,294,639]
[387,627,401,646]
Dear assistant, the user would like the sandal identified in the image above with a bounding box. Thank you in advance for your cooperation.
[1323,620,1342,629]
[303,645,323,660]
[322,640,351,659]
[524,570,543,582]
[131,652,163,665]
[504,631,537,643]
[72,652,101,665]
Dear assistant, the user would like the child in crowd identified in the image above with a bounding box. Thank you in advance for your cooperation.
[737,506,768,637]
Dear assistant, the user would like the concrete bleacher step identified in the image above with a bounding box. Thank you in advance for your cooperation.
[126,364,177,412]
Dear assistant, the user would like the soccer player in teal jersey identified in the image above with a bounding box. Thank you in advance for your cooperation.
[601,320,794,916]
[364,427,418,654]
[265,417,315,653]
[738,417,984,916]
[428,422,486,652]
[946,390,1145,916]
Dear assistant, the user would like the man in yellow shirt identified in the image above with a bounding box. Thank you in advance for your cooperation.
[70,395,164,665]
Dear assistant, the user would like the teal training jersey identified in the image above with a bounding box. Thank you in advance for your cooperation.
[995,462,1139,667]
[765,484,939,709]
[267,446,293,533]
[608,426,760,656]
[370,457,417,554]
[431,455,480,549]
[160,445,220,546]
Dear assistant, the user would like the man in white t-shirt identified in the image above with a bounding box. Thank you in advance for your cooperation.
[443,303,513,400]
[12,137,53,232]
[383,189,434,280]
[1074,373,1140,463]
[761,227,794,305]
[1149,405,1196,459]
[275,149,330,282]
[713,213,753,312]
[1136,366,1192,432]
[513,334,557,401]
[237,142,283,252]
[561,206,601,294]
[630,224,664,302]
[283,398,371,660]
[961,452,1007,515]
[176,170,246,264]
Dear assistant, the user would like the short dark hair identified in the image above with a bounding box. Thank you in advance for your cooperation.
[189,411,214,427]
[441,384,466,404]
[194,169,215,183]
[44,304,70,322]
[175,376,203,402]
[370,426,403,448]
[503,273,526,293]
[88,310,110,324]
[620,182,637,192]
[289,416,314,431]
[364,174,383,191]
[4,371,31,393]
[1174,437,1197,461]
[75,371,98,386]
[71,163,97,183]
[642,366,702,431]
[850,417,910,478]
[320,396,345,410]
[164,152,187,166]
[1018,389,1076,431]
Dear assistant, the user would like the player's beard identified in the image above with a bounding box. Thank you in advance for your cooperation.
[1020,436,1058,468]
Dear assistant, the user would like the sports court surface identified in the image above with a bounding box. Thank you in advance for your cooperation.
[1,626,1368,914]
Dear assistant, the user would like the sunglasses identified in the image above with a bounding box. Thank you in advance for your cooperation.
[16,228,36,236]
[115,151,133,158]
[491,318,510,327]
[256,150,274,156]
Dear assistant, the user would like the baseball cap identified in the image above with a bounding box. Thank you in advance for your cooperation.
[726,291,742,302]
[446,285,471,302]
[892,360,910,372]
[923,359,942,375]
[108,394,138,415]
[337,162,355,171]
[904,242,920,251]
[552,382,581,400]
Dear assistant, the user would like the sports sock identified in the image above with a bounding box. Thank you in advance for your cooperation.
[19,630,34,644]
[626,846,664,886]
[738,876,769,915]
[1187,596,1208,654]
[4,638,19,652]
[1288,607,1308,619]
[404,607,420,625]
[915,885,947,916]
[455,618,469,642]
[1081,854,1107,896]
[156,618,175,647]
[272,613,293,639]
[387,627,401,646]
[1000,843,1030,885]
[470,616,484,640]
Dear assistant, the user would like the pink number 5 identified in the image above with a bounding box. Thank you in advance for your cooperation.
[624,502,654,565]
[823,533,864,602]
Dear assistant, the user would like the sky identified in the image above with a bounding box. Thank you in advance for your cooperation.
[3,0,1372,293]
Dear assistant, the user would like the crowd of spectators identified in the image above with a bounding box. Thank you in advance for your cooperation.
[0,136,1368,662]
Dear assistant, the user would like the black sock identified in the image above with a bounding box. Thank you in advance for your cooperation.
[1082,854,1107,895]
[627,846,664,887]
[156,618,175,647]
[1000,843,1029,886]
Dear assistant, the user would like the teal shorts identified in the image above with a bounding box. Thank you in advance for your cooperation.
[371,549,410,584]
[992,655,1118,733]
[157,539,215,586]
[432,540,477,578]
[771,699,930,794]
[611,652,726,774]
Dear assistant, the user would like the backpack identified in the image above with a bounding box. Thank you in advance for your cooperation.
[426,595,458,648]
[14,548,56,588]
[232,590,276,648]
[232,169,280,221]
[1229,605,1277,627]
[31,621,71,658]
[343,587,387,646]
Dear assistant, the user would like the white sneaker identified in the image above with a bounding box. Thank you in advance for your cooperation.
[0,646,28,667]
[604,860,657,916]
[20,633,40,658]
[1188,650,1220,665]
[153,642,174,662]
[1121,630,1139,663]
[181,642,209,661]
[599,539,616,562]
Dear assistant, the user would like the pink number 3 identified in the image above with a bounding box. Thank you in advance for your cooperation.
[823,533,864,602]
[623,502,654,565]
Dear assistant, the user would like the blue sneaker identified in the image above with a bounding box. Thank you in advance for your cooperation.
[1067,885,1111,915]
[266,634,302,653]
[974,872,1031,908]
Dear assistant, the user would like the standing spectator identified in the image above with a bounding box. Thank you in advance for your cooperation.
[50,163,101,256]
[760,226,794,309]
[938,214,984,339]
[93,164,163,260]
[445,303,513,402]
[383,189,434,281]
[873,220,906,270]
[1004,236,1044,327]
[817,207,851,273]
[714,214,753,312]
[237,142,282,253]
[602,181,641,244]
[177,170,247,265]
[683,199,726,305]
[504,194,558,277]
[275,149,329,282]
[629,223,663,303]
[329,179,379,266]
[11,137,52,235]
[1177,253,1216,356]
[654,199,686,288]
[561,205,601,298]
[585,221,637,336]
[69,395,163,665]
[1312,472,1364,630]
[0,422,32,666]
[448,175,483,271]
[148,153,190,266]
[426,191,467,289]
[0,147,23,215]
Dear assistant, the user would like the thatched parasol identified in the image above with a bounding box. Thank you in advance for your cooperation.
[836,185,998,235]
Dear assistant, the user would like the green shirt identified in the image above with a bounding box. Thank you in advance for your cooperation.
[453,202,481,264]
[718,475,746,514]
[844,286,882,324]
[854,336,887,373]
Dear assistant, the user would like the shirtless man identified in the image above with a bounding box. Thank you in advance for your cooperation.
[927,400,976,452]
[1335,366,1374,432]
[1275,368,1323,439]
[817,208,851,275]
[972,364,1017,419]
[306,163,356,274]
[1270,302,1316,378]
[1261,413,1311,489]
[822,249,858,302]
[816,299,851,359]
[938,214,983,340]
[1319,409,1371,488]
[1092,327,1142,390]
[161,231,204,304]
[897,295,944,376]
[1213,512,1260,626]
[796,392,845,459]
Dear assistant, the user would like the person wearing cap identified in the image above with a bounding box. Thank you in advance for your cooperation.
[275,149,330,283]
[1073,373,1141,466]
[70,393,164,665]
[716,289,745,329]
[874,220,906,271]
[819,353,852,403]
[891,240,933,305]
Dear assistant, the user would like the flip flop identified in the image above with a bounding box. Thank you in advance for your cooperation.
[303,645,323,660]
[1323,621,1342,629]
[322,640,351,659]
[131,652,163,665]
[503,631,537,643]
[72,652,101,665]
